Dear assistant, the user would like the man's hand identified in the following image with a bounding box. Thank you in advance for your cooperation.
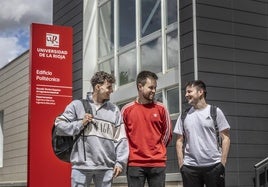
[82,113,94,126]
[113,166,122,178]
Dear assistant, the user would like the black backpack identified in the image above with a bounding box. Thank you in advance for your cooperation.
[52,99,92,162]
[181,105,221,149]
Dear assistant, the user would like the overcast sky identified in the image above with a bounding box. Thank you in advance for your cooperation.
[0,0,52,69]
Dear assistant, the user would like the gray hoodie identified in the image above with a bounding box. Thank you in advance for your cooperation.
[55,92,129,171]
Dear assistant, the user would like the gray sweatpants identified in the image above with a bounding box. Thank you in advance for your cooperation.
[71,169,114,187]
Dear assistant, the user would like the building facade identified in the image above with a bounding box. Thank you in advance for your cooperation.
[0,51,29,187]
[0,0,268,186]
[53,0,268,186]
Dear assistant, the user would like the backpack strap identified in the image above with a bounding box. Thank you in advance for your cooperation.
[181,107,191,133]
[72,100,93,142]
[73,99,94,161]
[181,107,191,148]
[210,105,221,150]
[181,107,190,124]
[81,99,93,114]
[73,99,93,141]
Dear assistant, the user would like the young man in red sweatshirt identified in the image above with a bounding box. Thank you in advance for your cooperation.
[121,70,172,187]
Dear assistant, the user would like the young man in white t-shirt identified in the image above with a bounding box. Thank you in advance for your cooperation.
[174,80,231,187]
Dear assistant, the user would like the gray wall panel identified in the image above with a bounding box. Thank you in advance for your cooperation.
[198,30,268,53]
[180,19,193,36]
[199,58,268,78]
[198,44,268,65]
[181,46,194,62]
[180,32,193,48]
[0,52,29,183]
[53,0,83,99]
[195,1,268,186]
[180,4,193,21]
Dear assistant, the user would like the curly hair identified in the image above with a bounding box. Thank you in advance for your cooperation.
[91,71,115,89]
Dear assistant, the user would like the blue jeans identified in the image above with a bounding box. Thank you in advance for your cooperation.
[127,166,166,187]
[71,169,113,187]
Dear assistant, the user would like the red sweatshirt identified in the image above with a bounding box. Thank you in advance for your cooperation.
[121,101,172,167]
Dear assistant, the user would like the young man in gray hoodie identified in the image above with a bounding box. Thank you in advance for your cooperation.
[55,71,129,187]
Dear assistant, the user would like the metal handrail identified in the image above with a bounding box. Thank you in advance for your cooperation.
[254,157,268,187]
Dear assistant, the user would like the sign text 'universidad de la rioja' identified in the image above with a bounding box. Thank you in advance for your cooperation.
[28,23,73,187]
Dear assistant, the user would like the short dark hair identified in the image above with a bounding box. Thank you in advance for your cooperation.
[185,80,207,98]
[91,71,115,89]
[136,71,158,89]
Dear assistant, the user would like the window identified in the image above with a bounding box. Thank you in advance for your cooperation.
[167,30,179,69]
[98,0,114,58]
[141,37,162,73]
[118,48,136,85]
[141,0,161,37]
[98,58,114,75]
[155,92,163,102]
[167,0,177,24]
[167,87,179,114]
[97,0,179,84]
[119,0,136,47]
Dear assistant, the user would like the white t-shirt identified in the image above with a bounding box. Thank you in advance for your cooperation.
[173,105,230,167]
